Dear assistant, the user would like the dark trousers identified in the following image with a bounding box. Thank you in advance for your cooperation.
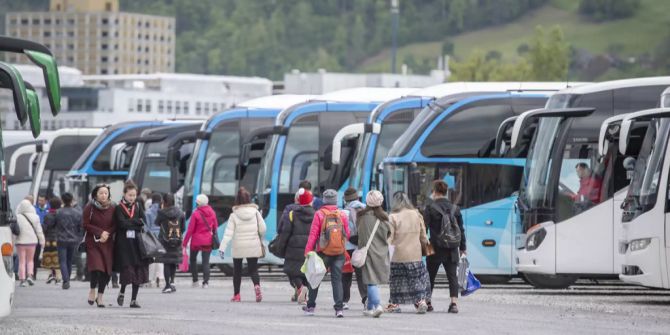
[163,264,176,287]
[89,271,110,294]
[233,258,260,295]
[57,243,76,283]
[307,253,345,310]
[342,250,367,304]
[189,248,211,284]
[32,244,41,279]
[12,254,18,277]
[427,255,459,298]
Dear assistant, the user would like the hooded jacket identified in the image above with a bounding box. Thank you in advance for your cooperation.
[183,205,218,250]
[304,205,351,255]
[155,206,185,264]
[14,200,45,245]
[219,204,266,258]
[278,205,315,276]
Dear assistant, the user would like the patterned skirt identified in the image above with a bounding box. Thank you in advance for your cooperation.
[41,240,60,270]
[389,261,431,305]
[119,264,149,286]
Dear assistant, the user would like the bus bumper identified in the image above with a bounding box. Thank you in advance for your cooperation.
[620,237,666,288]
[516,223,556,274]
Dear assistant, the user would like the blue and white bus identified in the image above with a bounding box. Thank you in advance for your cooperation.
[343,83,570,201]
[254,88,416,245]
[66,120,194,206]
[512,77,670,288]
[183,95,314,272]
[381,85,574,282]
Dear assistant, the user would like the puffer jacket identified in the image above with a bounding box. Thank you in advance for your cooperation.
[219,204,266,258]
[304,205,350,255]
[14,200,45,245]
[183,205,218,250]
[278,205,315,276]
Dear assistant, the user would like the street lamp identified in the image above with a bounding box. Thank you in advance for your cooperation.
[391,0,399,74]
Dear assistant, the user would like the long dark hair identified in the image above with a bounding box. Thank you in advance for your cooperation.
[235,187,252,206]
[358,205,389,222]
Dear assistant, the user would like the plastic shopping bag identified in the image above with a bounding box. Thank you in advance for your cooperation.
[457,256,469,291]
[462,270,481,296]
[301,252,327,288]
[178,249,189,273]
[342,251,354,274]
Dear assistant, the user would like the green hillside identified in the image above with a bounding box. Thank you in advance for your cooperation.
[359,0,670,79]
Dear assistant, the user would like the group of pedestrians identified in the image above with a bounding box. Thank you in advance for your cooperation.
[12,177,465,318]
[271,179,466,318]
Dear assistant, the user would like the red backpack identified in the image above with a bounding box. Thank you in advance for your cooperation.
[318,209,346,256]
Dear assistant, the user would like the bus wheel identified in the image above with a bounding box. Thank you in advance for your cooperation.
[522,273,577,289]
[477,275,512,285]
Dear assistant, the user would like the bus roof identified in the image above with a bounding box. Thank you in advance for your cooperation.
[316,87,418,103]
[555,77,670,95]
[237,94,316,109]
[408,82,584,99]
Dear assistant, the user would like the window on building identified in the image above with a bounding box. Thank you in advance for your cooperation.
[145,99,151,113]
[55,19,60,24]
[213,103,219,114]
[114,44,118,49]
[137,33,142,39]
[68,19,75,25]
[175,101,181,114]
[137,59,141,65]
[32,19,40,24]
[145,34,150,40]
[204,102,210,115]
[67,31,74,37]
[137,100,143,112]
[138,21,142,27]
[101,31,108,37]
[145,47,149,52]
[167,100,173,114]
[44,18,51,24]
[195,102,202,115]
[67,44,74,50]
[183,102,190,115]
[21,19,28,25]
[9,19,16,25]
[101,56,108,62]
[102,18,109,24]
[43,31,51,37]
[158,100,164,114]
[113,56,118,62]
[145,22,150,28]
[106,2,112,11]
[67,56,74,63]
[101,69,108,74]
[128,99,134,112]
[144,59,149,65]
[102,44,108,50]
[114,69,118,74]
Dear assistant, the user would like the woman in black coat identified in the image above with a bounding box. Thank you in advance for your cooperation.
[113,180,149,308]
[154,193,184,293]
[276,188,315,304]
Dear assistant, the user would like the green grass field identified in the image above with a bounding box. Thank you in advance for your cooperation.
[358,0,670,74]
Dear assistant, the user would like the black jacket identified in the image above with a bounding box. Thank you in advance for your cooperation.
[154,206,185,264]
[53,206,83,244]
[278,205,315,276]
[423,197,466,263]
[113,201,149,271]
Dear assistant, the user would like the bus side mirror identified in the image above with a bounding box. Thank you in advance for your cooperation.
[623,157,636,180]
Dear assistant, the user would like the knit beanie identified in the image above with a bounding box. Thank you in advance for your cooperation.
[365,190,384,207]
[296,188,314,206]
[322,189,338,206]
[344,187,359,202]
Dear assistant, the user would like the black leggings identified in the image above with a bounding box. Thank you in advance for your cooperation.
[233,258,260,295]
[89,271,110,294]
[427,256,459,298]
[120,284,140,301]
[190,249,211,284]
[342,250,367,304]
[163,264,176,287]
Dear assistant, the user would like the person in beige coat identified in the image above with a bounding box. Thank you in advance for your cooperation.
[219,187,266,302]
[13,199,45,287]
[386,191,431,314]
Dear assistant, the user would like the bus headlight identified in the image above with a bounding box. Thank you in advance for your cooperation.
[526,228,547,251]
[629,238,651,252]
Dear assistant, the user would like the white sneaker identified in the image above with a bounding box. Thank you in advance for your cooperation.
[192,281,199,288]
[342,303,350,310]
[202,282,209,289]
[416,301,428,314]
[363,309,374,317]
[372,305,384,318]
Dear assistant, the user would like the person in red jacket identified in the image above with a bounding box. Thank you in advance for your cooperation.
[303,189,351,318]
[182,194,218,288]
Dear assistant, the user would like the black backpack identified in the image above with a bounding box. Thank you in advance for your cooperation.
[163,217,182,248]
[430,203,461,249]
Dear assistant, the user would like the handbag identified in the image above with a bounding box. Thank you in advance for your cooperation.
[269,210,293,258]
[351,219,380,268]
[256,212,266,259]
[199,211,219,250]
[78,206,95,253]
[422,241,435,257]
[139,220,167,259]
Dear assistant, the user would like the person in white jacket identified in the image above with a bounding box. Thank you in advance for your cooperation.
[13,199,45,287]
[219,187,266,303]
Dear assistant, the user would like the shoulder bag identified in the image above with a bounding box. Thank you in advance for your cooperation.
[350,219,380,268]
[198,211,219,250]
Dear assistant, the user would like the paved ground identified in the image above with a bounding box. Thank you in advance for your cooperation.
[2,270,670,335]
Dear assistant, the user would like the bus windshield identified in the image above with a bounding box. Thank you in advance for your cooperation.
[349,132,371,192]
[625,118,670,219]
[256,134,278,205]
[519,117,563,211]
[387,104,440,157]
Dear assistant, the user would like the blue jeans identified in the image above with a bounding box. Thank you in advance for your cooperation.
[57,244,76,283]
[307,253,345,310]
[367,284,380,310]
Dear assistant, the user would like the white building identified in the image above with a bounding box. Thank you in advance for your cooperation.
[282,69,446,94]
[1,68,273,130]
